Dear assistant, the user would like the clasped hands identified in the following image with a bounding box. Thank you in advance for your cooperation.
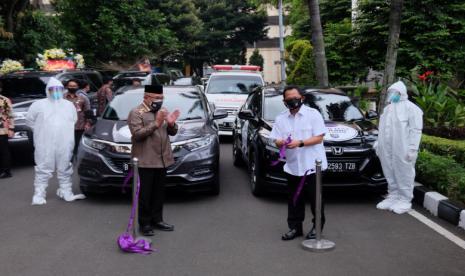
[155,108,181,127]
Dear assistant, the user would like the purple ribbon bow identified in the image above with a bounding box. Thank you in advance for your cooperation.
[270,135,313,206]
[117,170,155,255]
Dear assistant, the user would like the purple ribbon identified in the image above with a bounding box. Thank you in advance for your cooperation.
[117,170,155,255]
[121,169,134,193]
[270,135,292,166]
[270,135,314,206]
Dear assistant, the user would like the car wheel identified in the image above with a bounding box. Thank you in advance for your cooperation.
[249,151,265,197]
[232,140,243,167]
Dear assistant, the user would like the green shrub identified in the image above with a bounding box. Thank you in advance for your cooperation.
[420,134,465,167]
[416,150,465,204]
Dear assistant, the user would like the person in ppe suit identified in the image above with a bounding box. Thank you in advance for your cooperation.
[375,81,423,214]
[26,77,86,205]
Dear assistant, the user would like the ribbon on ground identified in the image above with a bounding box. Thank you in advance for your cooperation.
[117,171,154,255]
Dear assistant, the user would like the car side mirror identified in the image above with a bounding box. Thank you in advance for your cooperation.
[366,110,378,119]
[213,109,228,120]
[238,109,255,121]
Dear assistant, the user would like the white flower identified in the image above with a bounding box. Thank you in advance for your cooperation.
[0,59,24,74]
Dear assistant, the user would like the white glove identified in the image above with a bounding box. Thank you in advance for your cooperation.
[406,149,418,162]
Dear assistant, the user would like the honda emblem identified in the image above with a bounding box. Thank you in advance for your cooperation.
[331,147,344,156]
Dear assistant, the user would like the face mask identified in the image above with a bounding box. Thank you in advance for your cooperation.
[67,88,78,93]
[150,100,163,113]
[284,98,303,110]
[389,92,401,103]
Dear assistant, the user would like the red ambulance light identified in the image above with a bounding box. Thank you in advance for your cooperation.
[213,65,261,71]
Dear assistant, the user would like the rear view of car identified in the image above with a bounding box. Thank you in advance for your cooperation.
[204,65,264,135]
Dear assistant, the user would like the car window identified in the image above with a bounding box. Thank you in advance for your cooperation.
[0,76,49,98]
[251,92,262,116]
[263,94,285,121]
[103,88,207,121]
[85,73,102,91]
[305,93,364,121]
[206,75,263,94]
[242,93,254,111]
[155,74,170,85]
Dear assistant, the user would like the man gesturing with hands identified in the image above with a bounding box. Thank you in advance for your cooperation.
[128,85,180,236]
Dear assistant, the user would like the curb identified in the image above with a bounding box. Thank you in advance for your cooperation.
[414,182,465,230]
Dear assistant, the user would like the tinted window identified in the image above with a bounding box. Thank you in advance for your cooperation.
[103,88,207,121]
[86,73,102,91]
[306,93,364,121]
[263,92,365,122]
[206,75,262,94]
[263,94,285,121]
[0,77,49,98]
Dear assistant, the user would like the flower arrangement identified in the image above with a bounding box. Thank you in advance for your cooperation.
[36,48,85,70]
[0,59,24,74]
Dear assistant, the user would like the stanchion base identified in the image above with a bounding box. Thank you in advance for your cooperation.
[301,239,335,252]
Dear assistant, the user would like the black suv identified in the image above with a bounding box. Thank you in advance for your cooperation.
[112,71,173,92]
[232,86,386,196]
[0,70,103,150]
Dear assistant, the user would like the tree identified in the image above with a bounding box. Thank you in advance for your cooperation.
[190,0,267,74]
[306,0,329,87]
[248,48,264,69]
[0,0,30,33]
[285,39,316,85]
[379,0,403,113]
[55,0,177,66]
[353,0,465,84]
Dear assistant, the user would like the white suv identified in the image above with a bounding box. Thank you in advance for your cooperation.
[205,65,264,135]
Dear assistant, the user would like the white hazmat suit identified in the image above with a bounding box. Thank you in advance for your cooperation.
[375,81,423,214]
[26,77,86,205]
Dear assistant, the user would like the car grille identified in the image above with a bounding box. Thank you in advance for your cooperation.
[217,107,237,116]
[107,156,180,172]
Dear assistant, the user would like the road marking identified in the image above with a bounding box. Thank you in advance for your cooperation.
[408,209,465,250]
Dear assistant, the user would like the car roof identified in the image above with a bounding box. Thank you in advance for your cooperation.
[116,85,199,95]
[261,86,347,96]
[0,69,99,78]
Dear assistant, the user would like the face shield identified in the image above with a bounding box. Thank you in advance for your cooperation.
[48,86,64,101]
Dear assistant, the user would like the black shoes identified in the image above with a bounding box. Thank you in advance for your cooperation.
[139,225,155,236]
[281,229,303,241]
[153,221,174,231]
[0,170,12,179]
[306,227,316,240]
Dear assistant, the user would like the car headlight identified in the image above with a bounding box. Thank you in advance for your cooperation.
[109,144,132,154]
[172,135,214,152]
[13,111,27,121]
[259,129,277,149]
[82,136,108,151]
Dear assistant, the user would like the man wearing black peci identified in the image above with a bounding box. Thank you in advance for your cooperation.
[127,85,180,236]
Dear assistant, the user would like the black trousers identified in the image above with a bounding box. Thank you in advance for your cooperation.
[0,135,11,172]
[74,129,85,157]
[138,168,167,227]
[286,172,326,231]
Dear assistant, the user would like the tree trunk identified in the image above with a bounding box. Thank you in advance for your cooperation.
[378,0,403,115]
[306,0,329,87]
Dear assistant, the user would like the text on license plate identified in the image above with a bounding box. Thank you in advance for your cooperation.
[123,163,130,172]
[327,162,357,172]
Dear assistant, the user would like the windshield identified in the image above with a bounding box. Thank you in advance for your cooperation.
[0,77,50,98]
[206,75,262,94]
[263,92,364,122]
[102,88,207,121]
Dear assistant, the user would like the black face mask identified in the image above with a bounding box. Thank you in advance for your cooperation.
[67,88,78,93]
[284,98,303,110]
[150,100,163,113]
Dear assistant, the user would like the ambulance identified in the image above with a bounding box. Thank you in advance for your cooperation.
[204,65,265,135]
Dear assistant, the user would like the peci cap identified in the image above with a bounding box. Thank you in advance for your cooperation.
[144,85,163,94]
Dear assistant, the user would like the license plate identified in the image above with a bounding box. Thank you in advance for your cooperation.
[327,162,357,172]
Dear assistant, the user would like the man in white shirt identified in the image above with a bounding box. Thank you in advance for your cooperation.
[270,86,328,241]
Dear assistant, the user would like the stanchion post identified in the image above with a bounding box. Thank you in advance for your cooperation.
[132,157,139,238]
[302,159,336,252]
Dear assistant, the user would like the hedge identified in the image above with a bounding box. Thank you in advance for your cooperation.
[416,150,465,204]
[420,134,465,167]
